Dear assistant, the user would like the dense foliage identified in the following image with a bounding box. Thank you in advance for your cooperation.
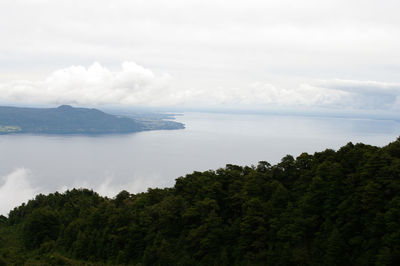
[1,138,400,265]
[0,105,184,134]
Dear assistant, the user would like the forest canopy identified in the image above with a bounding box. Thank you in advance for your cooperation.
[1,138,400,265]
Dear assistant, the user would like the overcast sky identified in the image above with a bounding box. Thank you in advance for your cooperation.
[1,0,400,112]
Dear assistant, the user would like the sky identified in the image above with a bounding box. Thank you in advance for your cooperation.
[1,0,400,113]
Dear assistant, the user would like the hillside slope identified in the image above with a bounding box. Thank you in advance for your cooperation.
[1,138,400,265]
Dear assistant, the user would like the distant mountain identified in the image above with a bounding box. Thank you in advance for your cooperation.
[0,105,184,134]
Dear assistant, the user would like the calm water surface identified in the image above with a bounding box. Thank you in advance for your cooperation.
[0,112,399,212]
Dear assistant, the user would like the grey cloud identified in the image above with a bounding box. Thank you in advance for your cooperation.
[317,79,400,94]
[1,0,400,88]
[313,79,400,110]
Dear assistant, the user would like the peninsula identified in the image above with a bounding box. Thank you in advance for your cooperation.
[0,105,184,134]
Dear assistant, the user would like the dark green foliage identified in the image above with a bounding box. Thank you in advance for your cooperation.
[2,139,400,265]
[22,207,60,249]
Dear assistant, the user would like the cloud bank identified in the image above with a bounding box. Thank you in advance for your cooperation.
[0,168,168,216]
[0,62,174,106]
[0,168,38,216]
[0,62,399,111]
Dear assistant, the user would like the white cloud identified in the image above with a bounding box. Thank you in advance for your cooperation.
[0,62,174,106]
[224,82,349,108]
[94,175,168,198]
[57,174,168,199]
[0,167,168,215]
[0,168,38,216]
[0,62,399,111]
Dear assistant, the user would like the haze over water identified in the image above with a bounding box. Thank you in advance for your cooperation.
[1,112,399,214]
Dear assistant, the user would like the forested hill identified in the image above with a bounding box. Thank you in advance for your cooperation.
[0,105,184,134]
[1,139,400,265]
